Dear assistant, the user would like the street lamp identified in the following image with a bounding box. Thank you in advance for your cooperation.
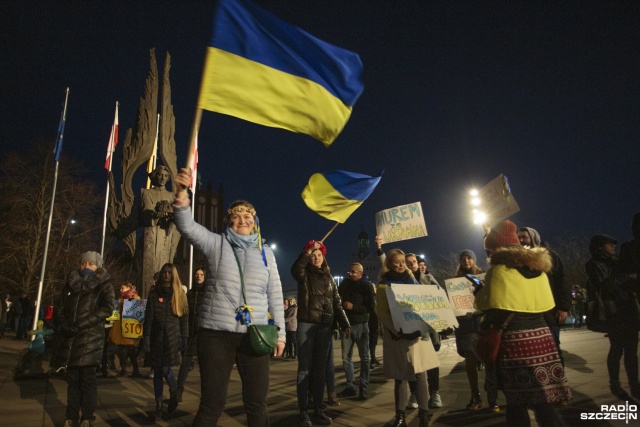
[333,275,343,286]
[270,243,277,250]
[68,219,77,249]
[469,189,487,224]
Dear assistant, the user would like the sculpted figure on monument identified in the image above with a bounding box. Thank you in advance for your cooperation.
[142,166,181,280]
[107,49,181,295]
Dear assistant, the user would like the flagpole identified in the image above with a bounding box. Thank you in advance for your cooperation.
[101,101,119,257]
[33,87,69,339]
[188,186,196,290]
[186,109,203,170]
[320,222,340,243]
[146,113,160,189]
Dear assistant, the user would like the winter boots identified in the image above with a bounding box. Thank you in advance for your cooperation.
[167,391,178,415]
[390,410,406,427]
[418,409,432,427]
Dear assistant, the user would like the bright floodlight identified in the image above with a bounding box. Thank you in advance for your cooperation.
[470,189,479,197]
[471,197,481,206]
[70,219,77,224]
[270,243,277,250]
[473,211,487,224]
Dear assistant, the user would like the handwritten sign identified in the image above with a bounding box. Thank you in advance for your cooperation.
[385,284,458,333]
[121,299,146,338]
[444,274,485,316]
[478,174,520,226]
[106,299,120,321]
[375,201,428,244]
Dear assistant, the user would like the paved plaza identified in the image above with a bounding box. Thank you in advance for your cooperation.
[0,327,636,426]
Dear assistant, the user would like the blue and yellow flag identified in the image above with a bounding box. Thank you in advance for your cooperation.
[302,170,383,223]
[198,0,364,146]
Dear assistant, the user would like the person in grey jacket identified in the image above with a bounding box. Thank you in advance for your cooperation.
[173,168,285,427]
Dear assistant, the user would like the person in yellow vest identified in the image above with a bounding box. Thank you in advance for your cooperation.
[474,220,571,426]
[108,283,142,378]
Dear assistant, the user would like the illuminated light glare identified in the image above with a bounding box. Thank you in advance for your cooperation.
[473,211,487,224]
[70,219,77,224]
[469,189,479,197]
[471,197,481,206]
[270,243,277,250]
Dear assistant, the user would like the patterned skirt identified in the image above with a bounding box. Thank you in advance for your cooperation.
[498,327,571,405]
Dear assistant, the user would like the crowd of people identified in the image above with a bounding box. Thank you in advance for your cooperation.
[5,165,639,427]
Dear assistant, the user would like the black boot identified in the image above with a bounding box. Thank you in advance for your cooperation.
[419,409,432,427]
[150,401,163,422]
[167,391,178,415]
[390,410,406,427]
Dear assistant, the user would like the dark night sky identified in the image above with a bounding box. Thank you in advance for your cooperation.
[1,1,639,291]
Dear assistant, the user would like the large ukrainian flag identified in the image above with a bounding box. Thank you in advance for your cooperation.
[198,0,364,147]
[302,170,382,223]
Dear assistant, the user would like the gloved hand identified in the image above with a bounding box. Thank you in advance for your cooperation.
[402,330,422,341]
[433,341,441,352]
[60,322,79,338]
[181,337,188,352]
[144,337,151,353]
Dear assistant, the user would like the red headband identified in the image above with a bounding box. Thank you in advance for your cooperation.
[303,240,327,255]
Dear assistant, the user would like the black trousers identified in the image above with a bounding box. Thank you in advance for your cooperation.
[193,329,270,427]
[66,366,98,422]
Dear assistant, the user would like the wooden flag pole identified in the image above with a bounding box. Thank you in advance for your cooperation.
[320,222,340,243]
[186,108,203,169]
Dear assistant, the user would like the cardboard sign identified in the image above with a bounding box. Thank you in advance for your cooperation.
[106,299,120,321]
[478,174,520,226]
[385,284,458,333]
[121,299,146,338]
[444,273,485,316]
[375,201,428,244]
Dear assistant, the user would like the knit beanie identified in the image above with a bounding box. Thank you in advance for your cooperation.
[459,249,477,263]
[303,240,327,255]
[484,220,520,251]
[79,251,103,268]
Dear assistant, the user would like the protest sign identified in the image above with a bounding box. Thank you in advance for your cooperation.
[444,273,486,316]
[385,284,458,333]
[375,201,427,244]
[478,174,520,226]
[121,299,146,338]
[106,299,120,321]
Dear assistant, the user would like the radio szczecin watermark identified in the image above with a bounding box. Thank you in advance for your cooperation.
[581,402,638,423]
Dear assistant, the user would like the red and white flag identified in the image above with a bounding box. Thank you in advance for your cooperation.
[104,102,119,171]
[189,131,198,191]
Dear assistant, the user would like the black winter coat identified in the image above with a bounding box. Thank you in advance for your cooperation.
[144,284,188,367]
[338,277,375,325]
[51,269,114,368]
[184,284,204,357]
[291,252,349,330]
[585,251,640,332]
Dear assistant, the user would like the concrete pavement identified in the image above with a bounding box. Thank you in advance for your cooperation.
[0,327,635,426]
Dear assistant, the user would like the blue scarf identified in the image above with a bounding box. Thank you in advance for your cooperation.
[226,228,268,267]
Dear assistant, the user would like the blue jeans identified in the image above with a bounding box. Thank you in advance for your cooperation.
[296,322,332,410]
[340,323,370,390]
[153,365,177,402]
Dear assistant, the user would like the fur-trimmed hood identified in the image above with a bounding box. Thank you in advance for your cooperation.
[489,245,553,273]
